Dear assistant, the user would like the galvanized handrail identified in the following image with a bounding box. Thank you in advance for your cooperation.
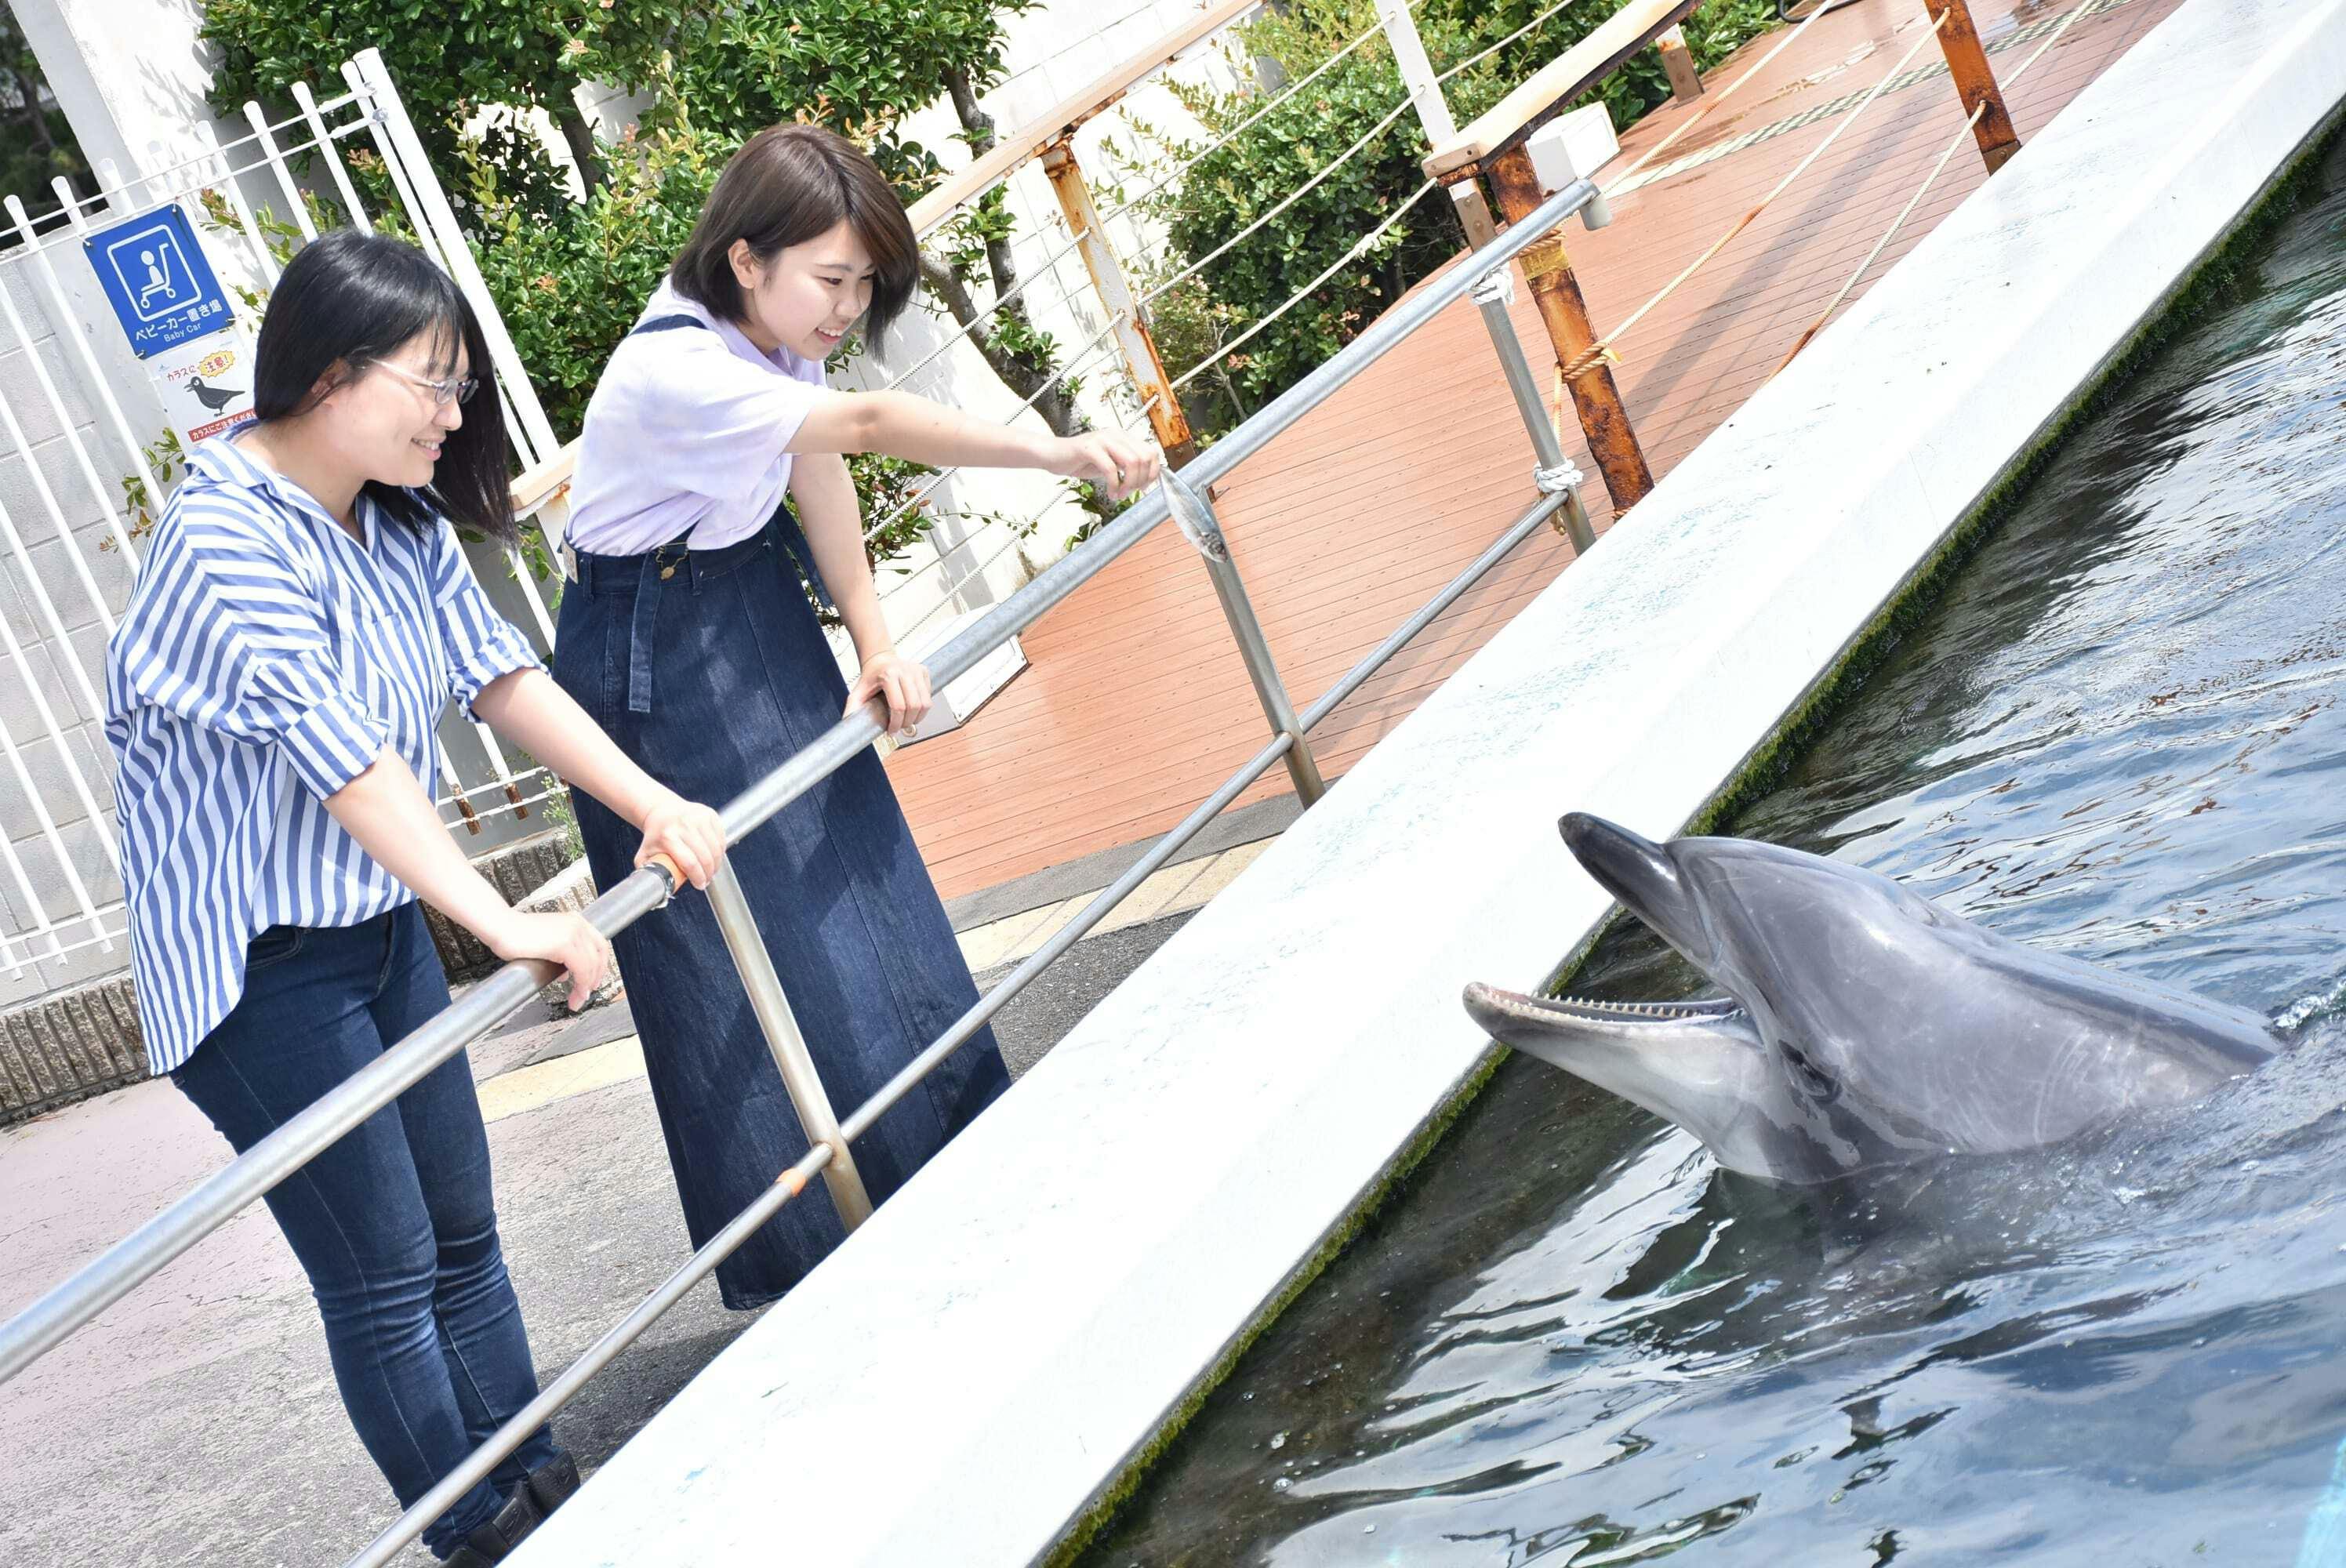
[0,176,1600,1565]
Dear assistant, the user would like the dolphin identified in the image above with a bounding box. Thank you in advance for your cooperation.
[1463,814,2280,1185]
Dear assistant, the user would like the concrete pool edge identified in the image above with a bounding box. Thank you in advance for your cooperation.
[510,4,2346,1563]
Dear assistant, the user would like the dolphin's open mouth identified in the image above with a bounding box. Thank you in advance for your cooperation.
[1463,984,1745,1027]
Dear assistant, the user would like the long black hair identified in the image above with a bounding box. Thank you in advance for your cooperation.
[670,123,919,355]
[252,229,515,543]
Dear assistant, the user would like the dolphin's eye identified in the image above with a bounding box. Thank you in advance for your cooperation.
[1781,1044,1840,1104]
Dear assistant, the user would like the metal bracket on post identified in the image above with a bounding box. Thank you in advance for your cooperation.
[703,860,876,1230]
[1159,472,1328,806]
[1655,25,1704,105]
[1482,150,1652,513]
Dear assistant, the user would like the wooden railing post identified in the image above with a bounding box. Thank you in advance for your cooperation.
[1041,139,1197,467]
[1655,25,1704,104]
[1481,147,1654,512]
[1930,0,2022,172]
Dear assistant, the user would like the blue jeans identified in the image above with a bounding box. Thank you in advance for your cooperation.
[170,903,561,1559]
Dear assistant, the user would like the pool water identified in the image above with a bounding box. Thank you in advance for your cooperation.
[1082,130,2346,1566]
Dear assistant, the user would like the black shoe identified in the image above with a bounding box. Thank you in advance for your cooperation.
[438,1483,545,1566]
[524,1454,580,1517]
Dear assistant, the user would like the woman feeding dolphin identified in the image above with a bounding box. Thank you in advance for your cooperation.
[555,123,1160,1308]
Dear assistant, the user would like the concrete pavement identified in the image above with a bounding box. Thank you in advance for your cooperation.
[0,886,1210,1566]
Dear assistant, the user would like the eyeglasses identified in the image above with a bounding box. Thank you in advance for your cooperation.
[376,361,480,407]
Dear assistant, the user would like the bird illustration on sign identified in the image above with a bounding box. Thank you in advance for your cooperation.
[184,376,244,414]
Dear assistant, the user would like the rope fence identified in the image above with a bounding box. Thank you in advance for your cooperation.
[1778,0,2104,368]
[1545,6,1956,420]
[855,0,1618,588]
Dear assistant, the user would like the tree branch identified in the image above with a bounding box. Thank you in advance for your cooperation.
[925,66,1083,438]
[552,98,605,197]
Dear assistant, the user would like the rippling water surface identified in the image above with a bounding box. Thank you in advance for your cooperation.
[1084,132,2346,1566]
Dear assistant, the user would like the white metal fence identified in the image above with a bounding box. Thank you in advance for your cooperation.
[0,49,565,1014]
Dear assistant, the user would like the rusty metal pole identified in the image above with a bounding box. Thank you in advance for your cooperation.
[1480,148,1654,512]
[1930,0,2022,172]
[1041,139,1198,467]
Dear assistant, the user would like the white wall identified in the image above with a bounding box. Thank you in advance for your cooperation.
[858,0,1245,657]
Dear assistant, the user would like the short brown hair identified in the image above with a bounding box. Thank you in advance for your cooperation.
[670,124,919,353]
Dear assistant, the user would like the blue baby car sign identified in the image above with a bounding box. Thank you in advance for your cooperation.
[84,204,232,360]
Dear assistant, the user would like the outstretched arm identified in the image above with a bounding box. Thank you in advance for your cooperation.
[790,388,1160,502]
[322,748,611,1010]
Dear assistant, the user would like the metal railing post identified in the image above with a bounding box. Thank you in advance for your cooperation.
[1159,471,1327,806]
[1470,268,1598,552]
[1040,139,1197,467]
[1928,0,2021,172]
[702,860,876,1229]
[1481,147,1654,512]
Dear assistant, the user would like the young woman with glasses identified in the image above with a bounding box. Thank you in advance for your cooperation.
[106,230,725,1564]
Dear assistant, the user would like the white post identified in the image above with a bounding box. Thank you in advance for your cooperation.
[291,82,372,230]
[350,49,562,466]
[1375,0,1497,246]
[242,101,319,241]
[1378,0,1457,143]
[192,120,282,285]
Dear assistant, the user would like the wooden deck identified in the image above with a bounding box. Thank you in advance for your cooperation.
[886,0,2184,903]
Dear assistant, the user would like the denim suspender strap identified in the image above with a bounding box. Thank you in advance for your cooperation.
[620,314,714,717]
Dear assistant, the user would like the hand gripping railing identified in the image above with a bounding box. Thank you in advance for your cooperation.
[0,176,1600,1566]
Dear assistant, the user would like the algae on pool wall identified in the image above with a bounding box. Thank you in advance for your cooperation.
[1065,100,2346,1568]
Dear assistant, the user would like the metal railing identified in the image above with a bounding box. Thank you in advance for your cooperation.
[0,173,1600,1565]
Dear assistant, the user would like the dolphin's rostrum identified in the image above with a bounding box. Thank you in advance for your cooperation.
[1465,815,2279,1184]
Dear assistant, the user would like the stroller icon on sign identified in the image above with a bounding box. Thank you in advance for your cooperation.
[136,249,173,310]
[105,223,187,321]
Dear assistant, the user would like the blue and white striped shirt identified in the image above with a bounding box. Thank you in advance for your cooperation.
[105,438,540,1075]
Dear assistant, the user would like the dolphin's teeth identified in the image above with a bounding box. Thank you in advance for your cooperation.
[1537,993,1740,1022]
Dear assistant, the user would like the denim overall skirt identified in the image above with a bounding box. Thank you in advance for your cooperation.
[550,506,1008,1308]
